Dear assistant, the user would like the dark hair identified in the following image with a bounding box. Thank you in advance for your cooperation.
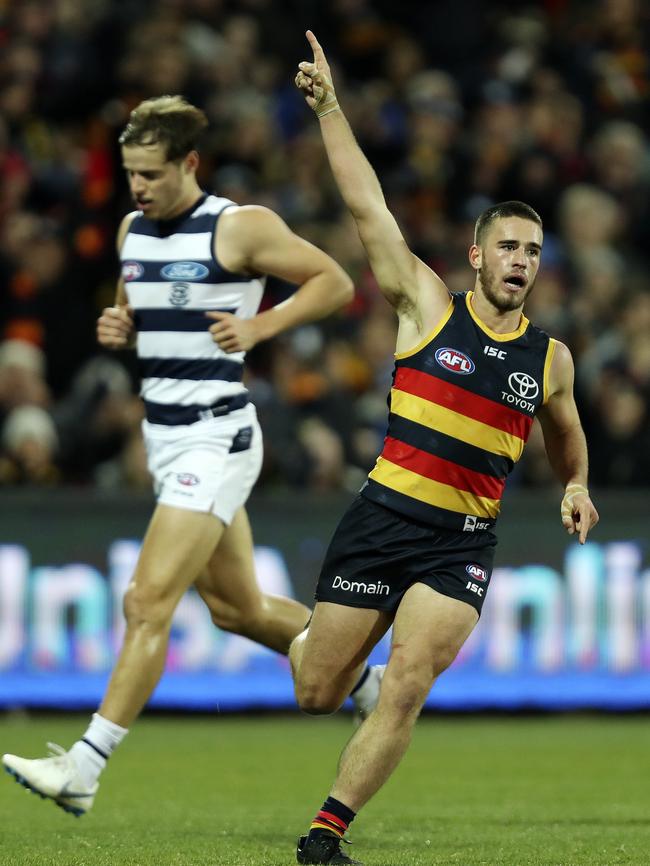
[118,95,209,161]
[474,201,543,246]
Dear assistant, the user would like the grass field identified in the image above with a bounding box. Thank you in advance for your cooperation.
[1,713,649,866]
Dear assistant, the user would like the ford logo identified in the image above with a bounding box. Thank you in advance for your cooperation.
[161,261,210,281]
[435,347,475,375]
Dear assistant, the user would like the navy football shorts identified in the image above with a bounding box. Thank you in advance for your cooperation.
[315,495,497,616]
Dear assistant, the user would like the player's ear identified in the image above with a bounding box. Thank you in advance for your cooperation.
[469,244,482,272]
[183,150,199,174]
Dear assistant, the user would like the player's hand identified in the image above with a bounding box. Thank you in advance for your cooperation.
[560,484,599,544]
[206,311,260,353]
[295,30,339,117]
[97,305,134,349]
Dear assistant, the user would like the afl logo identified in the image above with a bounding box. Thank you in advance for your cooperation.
[176,472,199,486]
[466,563,488,582]
[161,261,209,281]
[435,347,475,375]
[122,261,143,281]
[508,371,539,399]
[169,282,190,306]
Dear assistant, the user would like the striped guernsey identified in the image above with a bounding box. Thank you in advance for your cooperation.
[120,193,265,426]
[363,291,555,531]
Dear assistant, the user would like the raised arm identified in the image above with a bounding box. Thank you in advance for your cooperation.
[206,204,353,353]
[295,30,449,332]
[96,214,136,350]
[537,340,599,543]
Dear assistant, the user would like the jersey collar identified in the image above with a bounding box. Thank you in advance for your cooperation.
[466,291,529,342]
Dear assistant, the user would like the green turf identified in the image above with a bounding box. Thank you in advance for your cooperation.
[1,713,649,865]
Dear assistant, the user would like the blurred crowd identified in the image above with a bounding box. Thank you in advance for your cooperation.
[1,0,649,492]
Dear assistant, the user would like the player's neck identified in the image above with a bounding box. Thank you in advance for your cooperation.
[163,185,204,221]
[469,288,524,335]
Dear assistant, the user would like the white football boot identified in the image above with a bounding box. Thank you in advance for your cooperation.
[3,743,97,816]
[351,664,386,727]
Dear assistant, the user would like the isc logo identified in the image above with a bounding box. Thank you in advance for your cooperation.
[484,345,507,360]
[435,347,475,375]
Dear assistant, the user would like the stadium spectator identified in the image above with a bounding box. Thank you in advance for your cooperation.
[0,0,648,488]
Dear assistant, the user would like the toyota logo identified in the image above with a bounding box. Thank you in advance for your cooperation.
[508,371,539,399]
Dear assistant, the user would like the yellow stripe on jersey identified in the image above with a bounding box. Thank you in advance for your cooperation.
[390,388,525,463]
[543,338,557,404]
[370,456,501,517]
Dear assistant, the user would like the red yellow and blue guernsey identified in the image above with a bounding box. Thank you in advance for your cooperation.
[363,291,556,532]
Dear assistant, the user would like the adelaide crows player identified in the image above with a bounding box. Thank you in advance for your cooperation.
[290,32,599,865]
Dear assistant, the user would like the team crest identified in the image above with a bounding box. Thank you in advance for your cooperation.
[169,282,190,306]
[122,261,144,281]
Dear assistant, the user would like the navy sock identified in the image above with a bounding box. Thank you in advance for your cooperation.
[308,796,356,839]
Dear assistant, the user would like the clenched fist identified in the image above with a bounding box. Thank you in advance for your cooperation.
[97,305,134,349]
[206,310,261,353]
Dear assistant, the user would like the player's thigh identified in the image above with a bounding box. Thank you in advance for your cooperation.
[381,583,478,708]
[298,601,392,690]
[194,506,260,613]
[131,503,225,610]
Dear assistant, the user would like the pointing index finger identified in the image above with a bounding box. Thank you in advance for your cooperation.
[306,29,326,63]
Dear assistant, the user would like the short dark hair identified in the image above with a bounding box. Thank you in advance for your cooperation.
[474,201,543,246]
[118,95,209,161]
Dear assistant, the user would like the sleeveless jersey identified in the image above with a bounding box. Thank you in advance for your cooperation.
[120,194,265,426]
[363,291,555,531]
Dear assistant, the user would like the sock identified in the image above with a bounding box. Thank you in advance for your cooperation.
[308,796,356,840]
[350,666,370,696]
[69,713,129,788]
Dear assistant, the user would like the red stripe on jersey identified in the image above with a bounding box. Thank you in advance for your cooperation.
[382,436,506,501]
[394,367,533,440]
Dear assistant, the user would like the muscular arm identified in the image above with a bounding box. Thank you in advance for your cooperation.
[537,340,599,543]
[207,205,353,352]
[296,31,449,334]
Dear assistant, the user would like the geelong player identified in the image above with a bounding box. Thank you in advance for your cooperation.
[2,95,380,815]
[290,33,599,865]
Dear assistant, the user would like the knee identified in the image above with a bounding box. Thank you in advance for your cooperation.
[123,581,174,630]
[294,676,343,716]
[379,676,428,721]
[379,665,436,722]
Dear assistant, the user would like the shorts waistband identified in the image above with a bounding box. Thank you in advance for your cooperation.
[143,393,249,426]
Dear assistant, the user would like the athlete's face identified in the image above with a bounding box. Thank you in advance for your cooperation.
[121,142,197,220]
[469,217,543,313]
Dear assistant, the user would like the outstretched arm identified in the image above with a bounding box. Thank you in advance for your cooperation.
[295,30,448,327]
[206,205,353,353]
[537,341,599,543]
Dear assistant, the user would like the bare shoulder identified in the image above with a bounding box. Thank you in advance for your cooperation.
[116,211,139,253]
[219,204,282,234]
[547,339,575,397]
[216,205,289,273]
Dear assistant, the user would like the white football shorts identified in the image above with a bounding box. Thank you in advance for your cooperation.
[142,403,263,525]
